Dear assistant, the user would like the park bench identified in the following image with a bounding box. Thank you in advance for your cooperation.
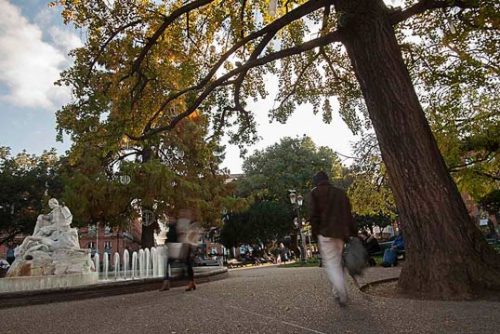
[227,258,254,268]
[369,237,497,262]
[370,241,405,260]
[227,259,243,268]
[486,238,499,245]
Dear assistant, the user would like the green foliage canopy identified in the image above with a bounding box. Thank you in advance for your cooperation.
[237,136,342,202]
[51,0,497,148]
[219,200,292,248]
[347,133,397,218]
[52,0,497,214]
[0,147,63,243]
[220,136,341,248]
[59,116,236,228]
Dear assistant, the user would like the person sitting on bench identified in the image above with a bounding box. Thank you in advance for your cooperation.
[360,231,381,266]
[382,233,404,267]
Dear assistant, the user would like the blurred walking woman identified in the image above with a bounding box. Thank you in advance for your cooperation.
[159,210,199,292]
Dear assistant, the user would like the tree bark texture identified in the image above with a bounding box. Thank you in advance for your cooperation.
[334,0,500,299]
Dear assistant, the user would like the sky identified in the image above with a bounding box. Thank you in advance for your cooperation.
[0,0,358,174]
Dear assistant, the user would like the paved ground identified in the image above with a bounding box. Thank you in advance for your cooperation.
[3,266,499,334]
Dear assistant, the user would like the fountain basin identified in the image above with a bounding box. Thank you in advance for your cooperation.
[0,272,99,293]
[0,266,228,309]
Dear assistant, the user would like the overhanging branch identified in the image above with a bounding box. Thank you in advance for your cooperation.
[86,20,142,83]
[128,29,343,141]
[273,51,321,113]
[142,0,332,133]
[233,32,277,116]
[448,151,497,172]
[390,0,479,25]
[132,0,217,74]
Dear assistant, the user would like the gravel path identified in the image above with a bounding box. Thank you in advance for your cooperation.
[3,266,499,334]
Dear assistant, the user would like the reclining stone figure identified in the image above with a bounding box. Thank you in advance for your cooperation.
[8,198,93,277]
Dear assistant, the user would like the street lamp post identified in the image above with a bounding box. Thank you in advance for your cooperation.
[306,226,312,255]
[289,190,306,263]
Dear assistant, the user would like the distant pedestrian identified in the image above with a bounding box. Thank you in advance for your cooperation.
[0,258,9,278]
[308,171,357,307]
[6,244,16,265]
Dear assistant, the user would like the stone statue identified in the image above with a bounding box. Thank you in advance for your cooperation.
[7,198,94,277]
[154,215,168,246]
[33,198,72,235]
[15,199,79,257]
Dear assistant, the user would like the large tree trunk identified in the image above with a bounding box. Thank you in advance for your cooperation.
[334,0,500,299]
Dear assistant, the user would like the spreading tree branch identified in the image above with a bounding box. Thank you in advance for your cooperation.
[142,0,332,133]
[233,32,276,115]
[273,51,321,113]
[319,47,357,90]
[390,0,479,25]
[473,171,500,181]
[132,0,217,75]
[128,29,343,140]
[448,151,497,172]
[84,19,142,83]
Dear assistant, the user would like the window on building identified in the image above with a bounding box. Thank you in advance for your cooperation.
[104,241,112,253]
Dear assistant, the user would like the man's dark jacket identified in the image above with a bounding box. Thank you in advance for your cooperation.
[308,180,357,241]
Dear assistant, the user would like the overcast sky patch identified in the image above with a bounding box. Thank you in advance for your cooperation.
[0,0,80,110]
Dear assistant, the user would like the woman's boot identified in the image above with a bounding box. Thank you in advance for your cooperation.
[185,280,196,291]
[159,280,170,291]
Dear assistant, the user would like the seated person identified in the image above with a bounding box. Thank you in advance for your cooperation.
[360,231,381,254]
[486,219,498,240]
[382,233,404,267]
[392,233,404,252]
[359,231,380,266]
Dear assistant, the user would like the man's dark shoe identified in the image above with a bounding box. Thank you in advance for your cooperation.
[335,297,347,308]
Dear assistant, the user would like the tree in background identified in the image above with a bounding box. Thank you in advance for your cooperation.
[479,190,500,233]
[220,200,292,253]
[247,201,293,245]
[348,133,397,220]
[54,0,500,298]
[347,133,397,238]
[59,112,236,248]
[219,211,250,254]
[354,213,393,238]
[223,136,339,254]
[52,0,237,247]
[237,136,342,202]
[0,147,63,244]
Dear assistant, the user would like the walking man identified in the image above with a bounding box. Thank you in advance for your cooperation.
[308,171,357,307]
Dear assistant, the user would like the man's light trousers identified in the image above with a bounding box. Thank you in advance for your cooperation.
[318,234,347,302]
